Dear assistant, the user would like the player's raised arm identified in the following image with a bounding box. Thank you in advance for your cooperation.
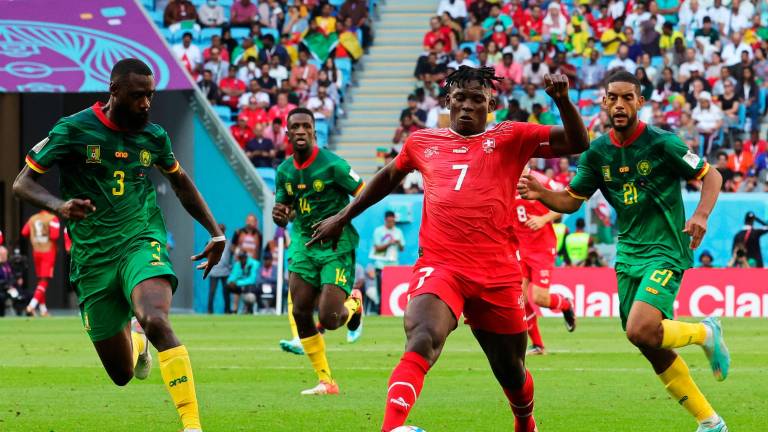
[518,174,583,214]
[306,160,408,248]
[542,74,590,156]
[160,165,225,277]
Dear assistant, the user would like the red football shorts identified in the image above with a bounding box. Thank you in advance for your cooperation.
[519,248,555,289]
[33,251,56,279]
[405,261,526,335]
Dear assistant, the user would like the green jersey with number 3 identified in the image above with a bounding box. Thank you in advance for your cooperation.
[275,147,364,255]
[566,123,710,270]
[25,102,178,269]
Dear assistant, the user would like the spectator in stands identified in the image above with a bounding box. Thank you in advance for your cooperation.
[198,0,226,28]
[580,50,606,90]
[542,2,568,41]
[522,54,550,86]
[204,47,228,85]
[469,0,491,22]
[269,55,289,87]
[504,34,532,64]
[370,211,406,307]
[198,69,221,104]
[257,62,278,104]
[656,66,682,96]
[207,223,231,314]
[437,0,467,24]
[220,65,247,109]
[727,139,754,176]
[608,44,637,73]
[163,0,198,27]
[494,51,522,93]
[635,67,655,100]
[231,0,258,27]
[258,34,289,66]
[237,62,260,88]
[393,113,418,146]
[722,31,753,67]
[736,66,762,132]
[203,35,230,62]
[728,242,753,268]
[307,85,335,121]
[639,18,662,57]
[679,0,705,39]
[552,51,577,88]
[403,170,424,194]
[588,4,613,40]
[447,48,477,69]
[226,251,259,313]
[600,18,626,56]
[624,26,645,61]
[694,16,720,54]
[268,91,297,126]
[705,52,725,82]
[230,115,255,149]
[172,32,202,78]
[553,157,571,185]
[567,16,591,56]
[425,16,453,53]
[679,48,705,83]
[660,21,684,51]
[315,3,337,36]
[698,250,715,268]
[401,94,427,129]
[255,252,277,313]
[692,91,724,153]
[257,0,281,28]
[528,103,556,125]
[745,129,767,155]
[717,80,741,128]
[240,96,269,130]
[289,50,318,88]
[220,27,239,54]
[233,213,262,260]
[283,5,309,37]
[238,79,264,108]
[519,4,544,40]
[425,90,450,128]
[482,4,512,38]
[677,111,699,150]
[339,0,373,49]
[263,118,286,158]
[517,83,547,113]
[715,151,735,191]
[503,99,529,122]
[245,124,274,168]
[753,47,768,83]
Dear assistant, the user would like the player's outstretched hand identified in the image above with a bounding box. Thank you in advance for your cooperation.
[306,213,347,251]
[517,174,545,201]
[525,214,548,231]
[683,213,707,249]
[272,203,292,227]
[543,73,570,102]
[191,238,226,279]
[57,198,96,220]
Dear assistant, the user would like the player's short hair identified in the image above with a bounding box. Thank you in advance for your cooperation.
[287,107,315,125]
[110,58,152,82]
[443,66,502,91]
[604,70,642,95]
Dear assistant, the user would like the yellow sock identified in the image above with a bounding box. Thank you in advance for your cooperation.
[288,292,299,340]
[660,320,707,348]
[658,356,716,422]
[159,345,201,430]
[342,295,361,326]
[130,330,146,369]
[300,333,332,382]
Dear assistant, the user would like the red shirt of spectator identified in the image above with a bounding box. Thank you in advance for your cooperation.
[230,0,258,26]
[727,143,754,176]
[268,93,297,126]
[219,72,246,109]
[240,104,270,130]
[289,51,319,88]
[230,116,255,149]
[745,132,768,155]
[203,45,230,63]
[587,11,613,39]
[503,2,527,28]
[423,16,450,53]
[495,54,523,91]
[520,7,544,39]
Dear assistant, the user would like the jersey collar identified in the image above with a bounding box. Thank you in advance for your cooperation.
[293,146,319,170]
[92,102,123,131]
[609,121,646,148]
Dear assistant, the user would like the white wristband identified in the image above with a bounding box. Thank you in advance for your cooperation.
[211,235,226,243]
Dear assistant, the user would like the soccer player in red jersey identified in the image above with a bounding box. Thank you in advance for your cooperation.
[308,66,589,432]
[513,167,576,355]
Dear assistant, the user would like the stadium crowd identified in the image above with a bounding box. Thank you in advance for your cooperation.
[389,0,768,194]
[146,0,373,170]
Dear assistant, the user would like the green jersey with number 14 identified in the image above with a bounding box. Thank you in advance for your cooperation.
[566,122,709,270]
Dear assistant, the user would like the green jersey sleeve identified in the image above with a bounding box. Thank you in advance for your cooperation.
[660,134,709,180]
[25,119,71,173]
[275,166,291,205]
[334,158,365,196]
[566,151,600,200]
[154,130,180,174]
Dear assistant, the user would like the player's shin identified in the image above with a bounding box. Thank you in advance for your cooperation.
[288,292,299,340]
[658,355,718,424]
[503,369,536,432]
[159,345,201,430]
[301,333,333,382]
[660,319,708,349]
[524,302,544,348]
[381,351,430,431]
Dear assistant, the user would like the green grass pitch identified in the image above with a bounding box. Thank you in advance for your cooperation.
[0,316,765,431]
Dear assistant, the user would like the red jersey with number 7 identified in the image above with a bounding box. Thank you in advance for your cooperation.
[395,121,555,286]
[513,169,561,251]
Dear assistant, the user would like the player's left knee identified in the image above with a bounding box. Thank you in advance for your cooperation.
[317,310,342,330]
[625,324,661,348]
[138,311,171,339]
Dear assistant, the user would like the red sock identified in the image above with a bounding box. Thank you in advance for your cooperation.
[548,293,569,312]
[381,351,430,432]
[33,280,48,304]
[503,369,536,432]
[525,302,544,347]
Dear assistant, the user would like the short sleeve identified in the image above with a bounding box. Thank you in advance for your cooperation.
[155,130,180,174]
[506,122,555,160]
[275,167,291,205]
[334,157,365,196]
[662,135,709,180]
[395,133,416,172]
[25,119,71,173]
[566,151,600,200]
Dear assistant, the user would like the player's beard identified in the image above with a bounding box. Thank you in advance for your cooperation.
[609,112,636,132]
[113,102,149,131]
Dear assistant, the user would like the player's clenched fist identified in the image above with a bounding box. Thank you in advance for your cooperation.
[57,198,96,220]
[272,203,292,227]
[517,174,545,200]
[543,73,570,102]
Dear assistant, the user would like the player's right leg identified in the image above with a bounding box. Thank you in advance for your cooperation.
[528,265,574,332]
[279,290,305,355]
[521,277,545,355]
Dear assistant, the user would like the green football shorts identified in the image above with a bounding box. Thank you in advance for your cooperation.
[74,236,178,342]
[615,262,682,330]
[289,247,355,295]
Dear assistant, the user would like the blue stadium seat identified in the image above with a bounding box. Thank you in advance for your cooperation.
[525,41,539,54]
[219,0,234,7]
[159,28,176,44]
[200,28,221,44]
[256,168,276,193]
[148,9,164,26]
[141,0,155,11]
[580,104,601,117]
[316,119,330,148]
[570,56,583,68]
[459,42,477,54]
[759,87,767,116]
[579,89,600,102]
[737,104,746,130]
[598,55,614,67]
[329,0,345,6]
[568,89,580,103]
[261,27,280,41]
[650,56,664,69]
[213,105,232,122]
[231,27,251,41]
[335,58,352,88]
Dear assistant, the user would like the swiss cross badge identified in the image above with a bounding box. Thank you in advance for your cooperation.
[482,138,496,154]
[424,146,439,159]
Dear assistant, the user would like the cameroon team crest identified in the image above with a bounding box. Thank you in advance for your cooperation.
[86,145,101,163]
[140,149,152,167]
[637,160,652,176]
[313,179,325,192]
[601,165,612,181]
[285,182,294,195]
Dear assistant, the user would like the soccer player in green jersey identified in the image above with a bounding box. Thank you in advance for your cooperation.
[272,108,365,395]
[518,71,730,432]
[13,59,225,432]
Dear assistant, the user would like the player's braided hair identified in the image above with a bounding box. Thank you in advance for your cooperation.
[442,66,502,91]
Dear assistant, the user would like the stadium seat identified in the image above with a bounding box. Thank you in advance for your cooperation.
[759,87,767,116]
[316,119,330,148]
[231,27,251,41]
[459,42,477,54]
[159,28,176,44]
[570,56,583,68]
[142,0,155,11]
[261,27,280,41]
[329,0,345,6]
[200,28,221,44]
[335,58,353,88]
[212,105,232,122]
[218,0,234,7]
[650,56,664,69]
[525,41,540,54]
[598,55,614,67]
[256,168,276,192]
[568,89,580,103]
[148,9,164,26]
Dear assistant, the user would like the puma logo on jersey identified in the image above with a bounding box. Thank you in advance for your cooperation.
[453,146,468,153]
[389,397,410,409]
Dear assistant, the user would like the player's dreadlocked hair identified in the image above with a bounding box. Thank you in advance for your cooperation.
[442,66,502,91]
